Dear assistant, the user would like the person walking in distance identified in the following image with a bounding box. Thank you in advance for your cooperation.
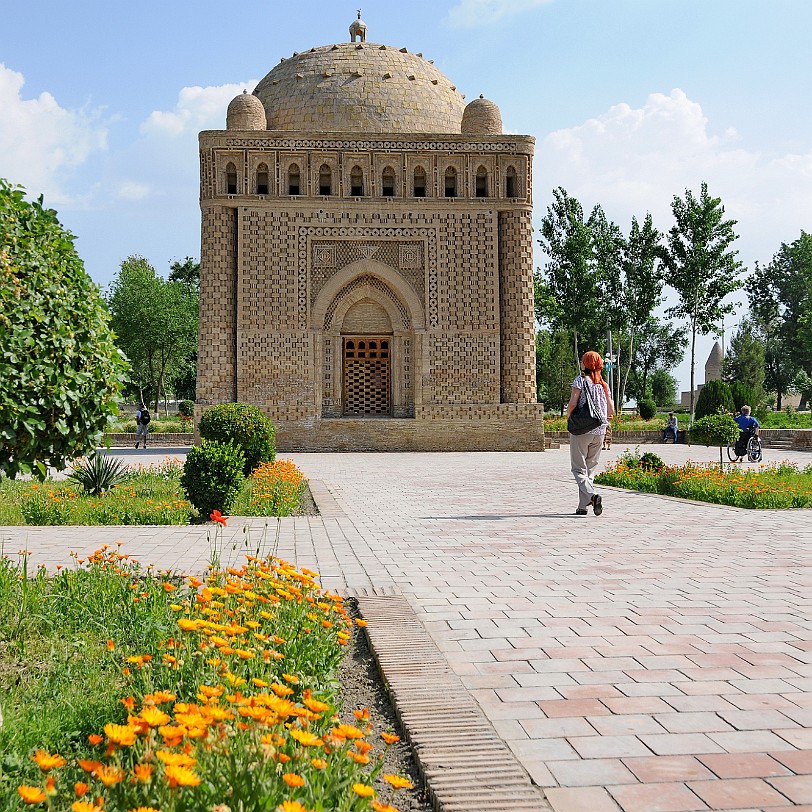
[134,402,151,449]
[565,351,614,516]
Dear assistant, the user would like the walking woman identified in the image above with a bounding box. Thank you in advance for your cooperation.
[565,350,614,516]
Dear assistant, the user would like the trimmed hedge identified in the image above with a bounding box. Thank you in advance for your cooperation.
[198,402,276,475]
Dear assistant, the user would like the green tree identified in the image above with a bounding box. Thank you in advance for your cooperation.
[107,256,199,412]
[626,318,687,403]
[722,319,765,405]
[690,412,740,469]
[168,256,200,291]
[728,380,757,414]
[747,234,812,407]
[695,379,735,421]
[0,179,128,478]
[650,369,678,407]
[535,188,598,365]
[663,182,743,423]
[618,214,664,408]
[536,329,576,415]
[167,256,200,401]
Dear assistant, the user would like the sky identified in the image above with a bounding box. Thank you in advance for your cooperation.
[2,0,810,394]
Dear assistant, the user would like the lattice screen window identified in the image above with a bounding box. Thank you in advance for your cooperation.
[343,338,391,416]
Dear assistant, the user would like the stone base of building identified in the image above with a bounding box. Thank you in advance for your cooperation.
[275,416,545,452]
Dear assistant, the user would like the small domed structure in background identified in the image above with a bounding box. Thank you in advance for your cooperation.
[461,95,503,135]
[705,339,724,382]
[226,90,266,130]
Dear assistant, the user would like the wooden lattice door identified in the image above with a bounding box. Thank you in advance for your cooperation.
[343,337,391,416]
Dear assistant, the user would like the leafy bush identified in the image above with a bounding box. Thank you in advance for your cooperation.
[640,451,665,472]
[728,380,757,413]
[198,402,276,475]
[0,179,128,479]
[695,379,734,420]
[178,399,195,417]
[690,412,740,448]
[68,454,129,495]
[638,397,657,420]
[180,440,245,517]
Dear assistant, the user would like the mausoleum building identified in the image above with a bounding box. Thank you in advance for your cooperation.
[195,15,544,450]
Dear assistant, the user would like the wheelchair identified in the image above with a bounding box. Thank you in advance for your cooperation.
[727,430,763,463]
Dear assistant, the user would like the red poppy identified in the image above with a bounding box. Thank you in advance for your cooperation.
[210,510,228,526]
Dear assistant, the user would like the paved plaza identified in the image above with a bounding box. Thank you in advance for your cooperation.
[3,443,811,811]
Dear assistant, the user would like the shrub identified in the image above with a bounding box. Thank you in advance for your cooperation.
[198,402,276,475]
[695,379,734,420]
[180,441,245,518]
[638,397,657,420]
[690,412,740,447]
[0,179,128,479]
[640,451,665,472]
[68,454,128,495]
[178,399,195,417]
[728,380,757,413]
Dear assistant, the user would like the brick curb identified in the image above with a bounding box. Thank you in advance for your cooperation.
[357,594,550,812]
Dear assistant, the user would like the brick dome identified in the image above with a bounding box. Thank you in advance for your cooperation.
[461,95,503,135]
[253,42,466,134]
[226,90,267,130]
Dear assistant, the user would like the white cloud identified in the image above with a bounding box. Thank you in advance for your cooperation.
[445,0,554,27]
[539,88,812,270]
[117,181,150,200]
[0,63,108,203]
[141,81,257,139]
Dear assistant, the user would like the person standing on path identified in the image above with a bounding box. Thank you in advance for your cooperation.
[134,402,150,449]
[565,350,614,516]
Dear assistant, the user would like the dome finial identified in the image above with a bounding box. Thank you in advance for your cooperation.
[350,9,367,42]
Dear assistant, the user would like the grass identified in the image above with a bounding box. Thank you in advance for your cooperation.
[0,541,410,811]
[596,454,812,509]
[0,458,308,526]
[107,417,193,434]
[543,412,685,432]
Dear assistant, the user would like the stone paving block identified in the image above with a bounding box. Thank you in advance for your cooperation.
[568,735,653,759]
[653,711,733,734]
[544,786,621,812]
[547,758,638,788]
[687,777,793,809]
[697,752,791,779]
[766,774,812,804]
[771,748,812,772]
[622,755,714,782]
[639,733,725,756]
[607,781,709,811]
[708,730,796,752]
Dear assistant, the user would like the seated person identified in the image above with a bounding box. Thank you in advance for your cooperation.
[662,412,679,443]
[733,404,760,461]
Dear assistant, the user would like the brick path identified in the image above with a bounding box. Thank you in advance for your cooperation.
[3,443,811,811]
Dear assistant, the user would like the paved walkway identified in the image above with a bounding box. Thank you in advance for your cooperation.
[3,444,811,811]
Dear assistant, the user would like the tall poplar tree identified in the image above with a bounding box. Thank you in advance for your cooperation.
[663,183,743,422]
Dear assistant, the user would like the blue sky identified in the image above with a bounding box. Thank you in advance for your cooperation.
[2,0,810,392]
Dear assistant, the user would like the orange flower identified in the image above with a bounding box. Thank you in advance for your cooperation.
[77,759,102,774]
[381,732,400,744]
[104,722,137,746]
[18,785,47,804]
[156,750,197,767]
[372,804,399,812]
[129,808,162,812]
[278,802,310,812]
[348,751,370,764]
[133,763,154,783]
[289,729,324,747]
[282,773,305,787]
[210,510,228,526]
[353,708,370,721]
[310,758,327,770]
[163,582,177,592]
[355,618,368,627]
[71,802,104,812]
[332,723,364,740]
[352,783,375,798]
[31,750,67,771]
[140,707,171,727]
[106,639,115,651]
[164,764,201,787]
[383,774,414,789]
[74,782,90,797]
[87,734,103,746]
[95,764,125,787]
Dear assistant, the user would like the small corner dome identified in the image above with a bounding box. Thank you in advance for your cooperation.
[461,95,502,135]
[226,90,267,130]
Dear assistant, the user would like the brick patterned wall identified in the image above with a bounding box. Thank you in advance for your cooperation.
[498,210,537,403]
[197,206,237,405]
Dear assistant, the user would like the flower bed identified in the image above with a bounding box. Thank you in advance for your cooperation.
[2,543,412,812]
[596,455,812,509]
[0,458,310,526]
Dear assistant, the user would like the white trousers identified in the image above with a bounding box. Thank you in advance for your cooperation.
[569,432,604,509]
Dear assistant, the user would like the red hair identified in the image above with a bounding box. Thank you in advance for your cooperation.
[581,351,611,400]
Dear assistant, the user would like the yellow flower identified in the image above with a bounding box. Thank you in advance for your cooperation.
[282,773,305,787]
[310,758,327,770]
[72,802,104,812]
[31,750,67,771]
[372,804,399,812]
[303,697,331,713]
[96,764,126,787]
[129,808,162,812]
[352,783,375,798]
[290,729,324,747]
[278,802,310,812]
[333,723,364,740]
[156,750,197,767]
[104,722,138,746]
[18,785,47,804]
[383,774,414,789]
[164,764,201,787]
[140,707,171,727]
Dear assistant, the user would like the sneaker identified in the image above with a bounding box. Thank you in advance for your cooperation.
[592,494,603,516]
[575,508,588,516]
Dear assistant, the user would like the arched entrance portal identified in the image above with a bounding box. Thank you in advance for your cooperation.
[312,259,424,419]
